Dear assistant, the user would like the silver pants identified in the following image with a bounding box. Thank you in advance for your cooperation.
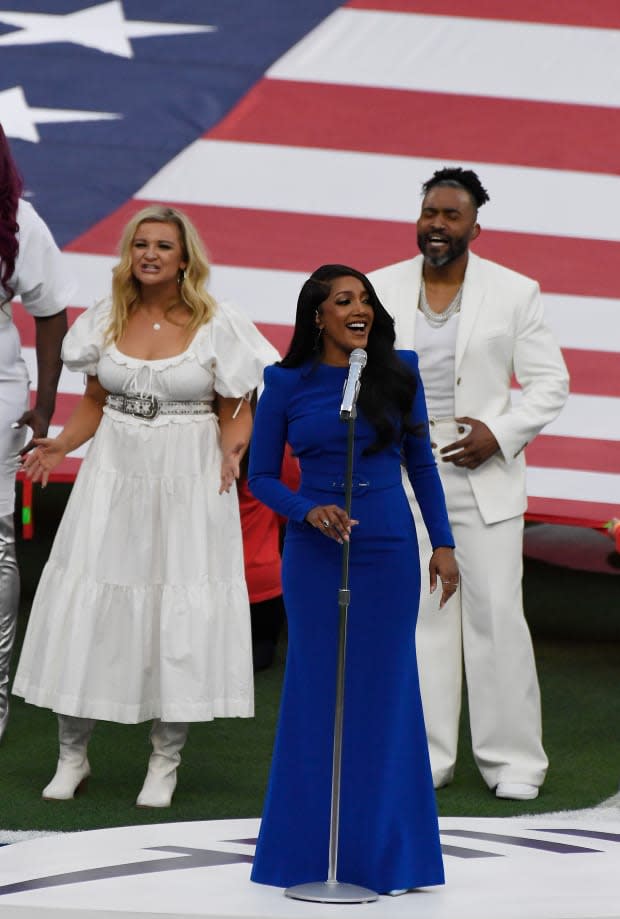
[0,513,19,742]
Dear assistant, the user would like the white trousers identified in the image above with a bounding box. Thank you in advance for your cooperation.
[412,420,548,789]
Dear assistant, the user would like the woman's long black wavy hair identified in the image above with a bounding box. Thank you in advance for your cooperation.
[280,264,421,454]
[0,124,23,305]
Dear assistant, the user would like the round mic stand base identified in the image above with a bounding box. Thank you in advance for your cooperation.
[285,880,378,903]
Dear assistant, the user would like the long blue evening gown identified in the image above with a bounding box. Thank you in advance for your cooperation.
[248,350,453,894]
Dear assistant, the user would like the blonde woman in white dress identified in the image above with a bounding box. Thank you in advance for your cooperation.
[14,205,278,807]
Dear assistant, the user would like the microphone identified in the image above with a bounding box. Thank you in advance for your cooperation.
[340,348,367,421]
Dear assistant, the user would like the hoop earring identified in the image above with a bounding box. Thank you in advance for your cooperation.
[313,326,323,352]
[178,269,186,285]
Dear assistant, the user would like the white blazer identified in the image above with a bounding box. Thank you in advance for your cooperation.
[369,252,569,525]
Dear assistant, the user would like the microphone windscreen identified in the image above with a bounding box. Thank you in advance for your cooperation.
[349,348,367,368]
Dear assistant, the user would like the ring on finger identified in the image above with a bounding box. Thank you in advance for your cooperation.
[322,519,330,528]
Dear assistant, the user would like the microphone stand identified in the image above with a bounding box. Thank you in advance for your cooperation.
[285,401,378,904]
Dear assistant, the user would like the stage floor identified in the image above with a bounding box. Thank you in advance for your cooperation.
[1,812,619,919]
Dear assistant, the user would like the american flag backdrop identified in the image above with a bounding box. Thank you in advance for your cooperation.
[5,0,620,527]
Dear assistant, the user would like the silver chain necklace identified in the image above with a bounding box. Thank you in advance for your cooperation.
[419,280,463,327]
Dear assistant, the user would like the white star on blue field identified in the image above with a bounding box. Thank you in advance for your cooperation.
[0,1,214,57]
[0,0,342,244]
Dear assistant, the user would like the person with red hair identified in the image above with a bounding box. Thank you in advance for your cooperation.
[0,123,73,743]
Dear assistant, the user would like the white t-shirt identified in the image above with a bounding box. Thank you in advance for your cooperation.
[1,199,73,323]
[0,199,73,382]
[415,309,459,418]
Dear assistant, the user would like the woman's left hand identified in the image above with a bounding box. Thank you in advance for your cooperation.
[429,546,459,609]
[219,441,245,494]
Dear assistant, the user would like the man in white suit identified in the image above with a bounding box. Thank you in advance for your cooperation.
[369,168,569,800]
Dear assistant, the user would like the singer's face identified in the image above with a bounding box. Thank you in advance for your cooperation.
[316,276,374,365]
[416,185,479,268]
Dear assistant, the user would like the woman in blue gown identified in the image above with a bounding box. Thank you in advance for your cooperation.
[249,265,458,895]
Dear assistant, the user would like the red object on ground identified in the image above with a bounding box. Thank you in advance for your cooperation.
[605,518,620,553]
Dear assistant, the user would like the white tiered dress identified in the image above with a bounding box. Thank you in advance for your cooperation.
[13,299,278,724]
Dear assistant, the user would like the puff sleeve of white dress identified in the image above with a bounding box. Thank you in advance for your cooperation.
[194,300,280,398]
[61,299,111,376]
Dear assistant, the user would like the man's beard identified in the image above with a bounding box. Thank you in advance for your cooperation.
[417,232,469,267]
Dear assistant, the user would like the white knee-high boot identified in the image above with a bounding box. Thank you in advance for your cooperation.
[0,514,19,743]
[42,715,96,800]
[136,720,189,808]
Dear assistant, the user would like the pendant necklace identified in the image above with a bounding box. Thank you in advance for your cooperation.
[139,307,163,331]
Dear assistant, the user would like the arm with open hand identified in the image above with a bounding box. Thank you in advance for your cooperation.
[22,375,108,486]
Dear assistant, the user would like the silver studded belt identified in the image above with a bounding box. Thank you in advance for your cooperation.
[106,393,212,420]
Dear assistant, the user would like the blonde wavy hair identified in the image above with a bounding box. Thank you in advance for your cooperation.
[106,205,217,343]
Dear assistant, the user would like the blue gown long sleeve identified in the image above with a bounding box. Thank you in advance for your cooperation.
[249,350,452,894]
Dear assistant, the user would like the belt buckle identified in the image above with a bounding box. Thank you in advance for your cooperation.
[126,393,159,419]
[328,477,370,493]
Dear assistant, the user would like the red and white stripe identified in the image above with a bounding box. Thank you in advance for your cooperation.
[15,1,620,525]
